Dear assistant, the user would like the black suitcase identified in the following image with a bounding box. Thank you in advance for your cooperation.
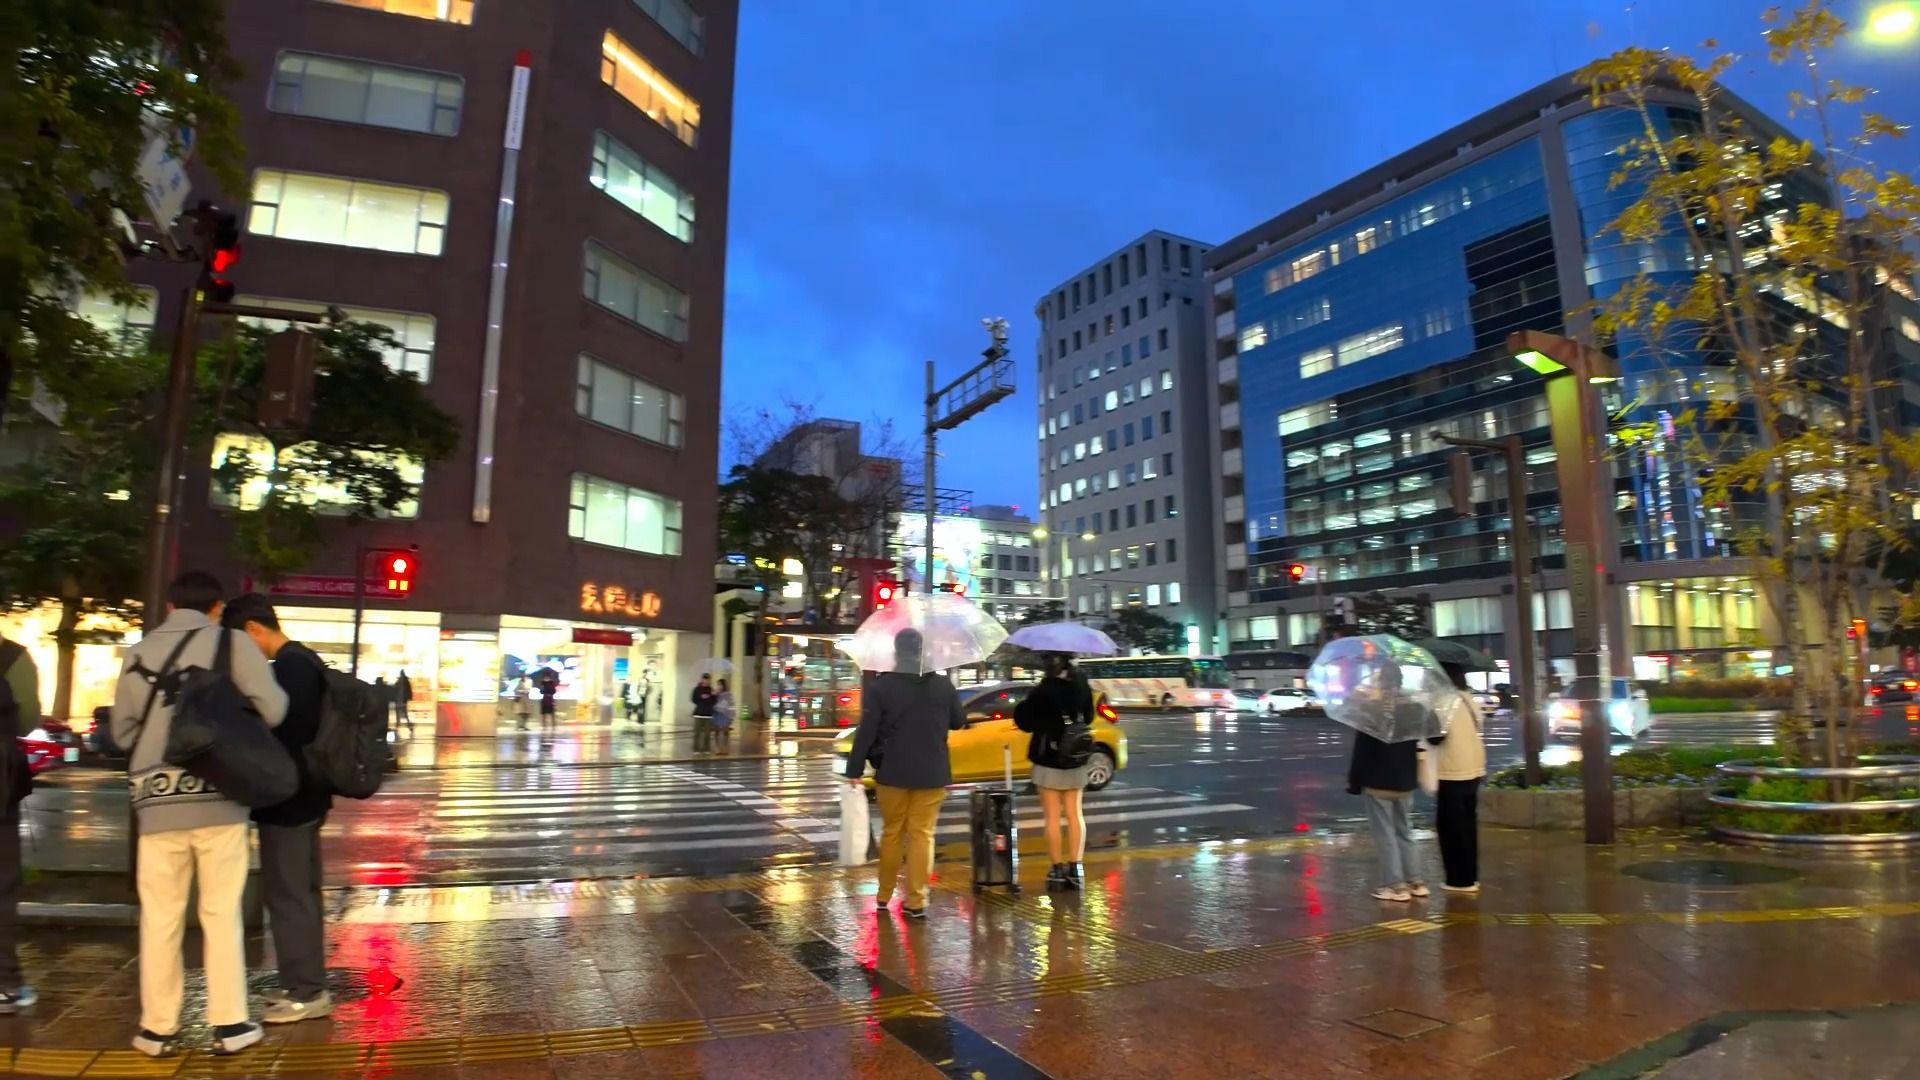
[969,746,1020,894]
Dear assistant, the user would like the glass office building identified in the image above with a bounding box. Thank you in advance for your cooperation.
[1207,73,1919,683]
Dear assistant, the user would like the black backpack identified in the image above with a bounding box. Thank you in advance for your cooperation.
[1042,720,1096,770]
[131,628,299,809]
[1,641,32,809]
[307,668,392,799]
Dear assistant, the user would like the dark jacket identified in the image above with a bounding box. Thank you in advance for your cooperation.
[690,685,717,718]
[256,641,333,827]
[1013,674,1092,766]
[844,672,966,789]
[1347,731,1418,795]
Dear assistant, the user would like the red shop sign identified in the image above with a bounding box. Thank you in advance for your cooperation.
[572,628,634,646]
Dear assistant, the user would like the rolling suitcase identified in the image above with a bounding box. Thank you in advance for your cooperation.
[969,745,1021,894]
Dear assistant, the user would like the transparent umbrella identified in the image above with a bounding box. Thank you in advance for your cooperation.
[1307,635,1451,743]
[838,592,1009,675]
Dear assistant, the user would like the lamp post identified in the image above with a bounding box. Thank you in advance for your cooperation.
[923,319,1015,594]
[1508,329,1622,843]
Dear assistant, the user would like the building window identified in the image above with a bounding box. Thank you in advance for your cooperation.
[1159,369,1172,390]
[248,169,447,255]
[236,296,434,380]
[1336,323,1406,365]
[74,287,159,347]
[1138,334,1151,358]
[629,0,704,54]
[209,433,422,517]
[318,0,474,23]
[1161,409,1172,433]
[1167,537,1178,560]
[576,354,684,446]
[590,131,695,241]
[1145,541,1158,564]
[1104,315,1115,337]
[269,52,462,136]
[1168,581,1182,604]
[1144,501,1156,524]
[1157,328,1169,350]
[1146,583,1162,606]
[1162,452,1174,475]
[1142,415,1155,439]
[1103,264,1114,296]
[1126,504,1137,528]
[1142,456,1158,480]
[568,473,683,556]
[600,30,700,146]
[582,241,689,341]
[1238,322,1268,351]
[1299,346,1334,378]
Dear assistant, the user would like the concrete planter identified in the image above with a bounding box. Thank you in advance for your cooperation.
[1481,784,1713,830]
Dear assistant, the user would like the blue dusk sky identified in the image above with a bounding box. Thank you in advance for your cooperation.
[720,0,1920,510]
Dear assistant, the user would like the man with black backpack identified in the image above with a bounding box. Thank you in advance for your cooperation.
[223,594,334,1024]
[110,572,288,1058]
[0,629,42,1014]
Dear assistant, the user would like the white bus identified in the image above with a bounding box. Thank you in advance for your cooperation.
[1078,655,1233,710]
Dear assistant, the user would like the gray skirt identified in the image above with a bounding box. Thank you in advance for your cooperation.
[1030,762,1091,790]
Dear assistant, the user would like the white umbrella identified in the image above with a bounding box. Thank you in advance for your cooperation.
[1006,621,1120,656]
[1307,635,1451,743]
[701,658,734,676]
[838,592,1008,675]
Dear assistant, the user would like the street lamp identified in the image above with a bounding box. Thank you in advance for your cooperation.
[1865,2,1918,42]
[923,319,1014,594]
[1508,329,1622,844]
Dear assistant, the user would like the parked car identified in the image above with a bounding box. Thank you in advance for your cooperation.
[1257,688,1319,715]
[19,734,78,776]
[1228,689,1265,713]
[1546,678,1653,740]
[1870,675,1919,704]
[835,680,1128,791]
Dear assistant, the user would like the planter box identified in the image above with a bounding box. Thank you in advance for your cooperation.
[1482,784,1713,830]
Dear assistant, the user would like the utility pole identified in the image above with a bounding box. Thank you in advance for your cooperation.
[922,319,1015,594]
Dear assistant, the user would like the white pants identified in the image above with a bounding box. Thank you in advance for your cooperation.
[136,822,251,1033]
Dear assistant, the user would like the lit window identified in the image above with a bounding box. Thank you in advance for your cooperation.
[1336,323,1405,365]
[318,0,474,24]
[248,169,447,256]
[236,296,435,380]
[568,473,683,556]
[1353,226,1377,254]
[1160,369,1172,391]
[1422,306,1456,337]
[1143,456,1159,480]
[1299,346,1333,378]
[629,0,704,54]
[1105,390,1119,410]
[74,287,158,347]
[1139,377,1152,398]
[575,354,684,446]
[269,52,462,136]
[583,241,689,341]
[1168,582,1182,604]
[1146,584,1162,606]
[1238,322,1268,351]
[600,31,700,147]
[209,433,422,517]
[590,131,694,241]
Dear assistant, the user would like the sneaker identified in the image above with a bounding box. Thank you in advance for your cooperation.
[0,986,37,1014]
[132,1030,178,1058]
[1372,885,1412,902]
[1408,881,1431,898]
[263,991,334,1025]
[261,987,293,1005]
[211,1022,263,1055]
[902,906,927,920]
[1046,863,1071,890]
[1442,883,1481,894]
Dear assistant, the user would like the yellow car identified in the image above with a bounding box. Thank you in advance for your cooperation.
[834,680,1128,791]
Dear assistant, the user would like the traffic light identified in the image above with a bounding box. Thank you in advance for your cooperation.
[935,581,968,597]
[198,209,241,303]
[382,551,415,594]
[873,578,897,610]
[1287,563,1307,583]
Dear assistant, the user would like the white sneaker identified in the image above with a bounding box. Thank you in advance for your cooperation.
[1442,883,1481,894]
[1408,881,1431,898]
[132,1030,177,1058]
[1372,885,1412,902]
[211,1022,264,1055]
[263,991,334,1025]
[0,986,36,1014]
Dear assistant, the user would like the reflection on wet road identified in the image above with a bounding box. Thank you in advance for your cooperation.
[22,707,1920,886]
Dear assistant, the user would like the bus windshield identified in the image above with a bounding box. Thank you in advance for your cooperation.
[1190,659,1230,689]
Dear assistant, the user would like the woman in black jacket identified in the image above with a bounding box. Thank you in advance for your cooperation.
[1014,653,1095,890]
[1346,715,1426,903]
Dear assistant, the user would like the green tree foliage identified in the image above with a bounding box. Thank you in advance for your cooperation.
[197,319,460,578]
[0,337,164,720]
[0,0,244,419]
[1107,608,1182,654]
[717,464,851,605]
[1576,1,1920,764]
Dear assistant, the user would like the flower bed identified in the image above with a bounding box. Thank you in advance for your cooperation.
[1485,747,1751,831]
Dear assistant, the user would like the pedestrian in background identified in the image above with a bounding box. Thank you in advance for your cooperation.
[843,629,966,919]
[394,670,414,738]
[690,674,717,753]
[512,675,531,729]
[1015,653,1095,891]
[112,572,289,1057]
[536,668,560,732]
[0,630,41,1014]
[1347,724,1425,903]
[222,594,335,1023]
[711,678,735,755]
[1430,662,1487,894]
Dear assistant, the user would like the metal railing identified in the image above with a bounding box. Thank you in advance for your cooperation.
[1709,755,1920,847]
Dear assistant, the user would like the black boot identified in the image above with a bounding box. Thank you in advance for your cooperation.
[1065,862,1083,889]
[1046,863,1070,890]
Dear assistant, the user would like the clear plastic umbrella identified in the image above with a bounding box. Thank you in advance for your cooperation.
[1307,635,1451,743]
[838,592,1008,675]
[1005,621,1119,656]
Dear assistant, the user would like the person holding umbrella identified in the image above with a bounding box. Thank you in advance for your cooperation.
[1428,662,1487,893]
[1005,621,1117,891]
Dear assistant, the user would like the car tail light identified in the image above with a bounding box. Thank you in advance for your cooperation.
[1874,686,1886,696]
[1905,681,1916,691]
[1096,702,1118,722]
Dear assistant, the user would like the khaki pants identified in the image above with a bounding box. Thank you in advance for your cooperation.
[136,822,251,1033]
[874,786,945,908]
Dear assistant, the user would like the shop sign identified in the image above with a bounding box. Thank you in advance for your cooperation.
[243,574,401,599]
[581,582,662,620]
[573,628,634,646]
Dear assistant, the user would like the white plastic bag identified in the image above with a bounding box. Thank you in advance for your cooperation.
[838,784,871,866]
[1417,745,1439,796]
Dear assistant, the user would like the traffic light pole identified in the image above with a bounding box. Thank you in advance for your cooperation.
[922,319,1015,595]
[140,284,204,630]
[350,545,371,678]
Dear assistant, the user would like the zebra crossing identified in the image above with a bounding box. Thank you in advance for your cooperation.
[323,757,1257,884]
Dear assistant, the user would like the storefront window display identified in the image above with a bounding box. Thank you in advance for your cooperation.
[0,604,136,722]
[276,605,442,696]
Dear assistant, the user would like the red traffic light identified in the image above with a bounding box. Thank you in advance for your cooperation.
[200,210,242,303]
[380,551,415,593]
[1287,563,1307,582]
[873,579,897,608]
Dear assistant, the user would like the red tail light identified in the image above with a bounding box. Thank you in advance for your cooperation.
[1096,702,1118,722]
[837,694,852,706]
[1904,681,1916,691]
[1874,686,1886,695]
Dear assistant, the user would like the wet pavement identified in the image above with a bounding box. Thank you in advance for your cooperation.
[8,827,1920,1078]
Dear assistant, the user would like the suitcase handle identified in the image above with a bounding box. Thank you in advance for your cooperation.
[1004,743,1013,791]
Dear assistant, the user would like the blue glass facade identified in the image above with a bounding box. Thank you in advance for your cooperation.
[1234,138,1552,544]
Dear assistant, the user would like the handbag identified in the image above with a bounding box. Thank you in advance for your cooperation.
[838,784,872,866]
[1417,744,1439,796]
[134,628,298,809]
